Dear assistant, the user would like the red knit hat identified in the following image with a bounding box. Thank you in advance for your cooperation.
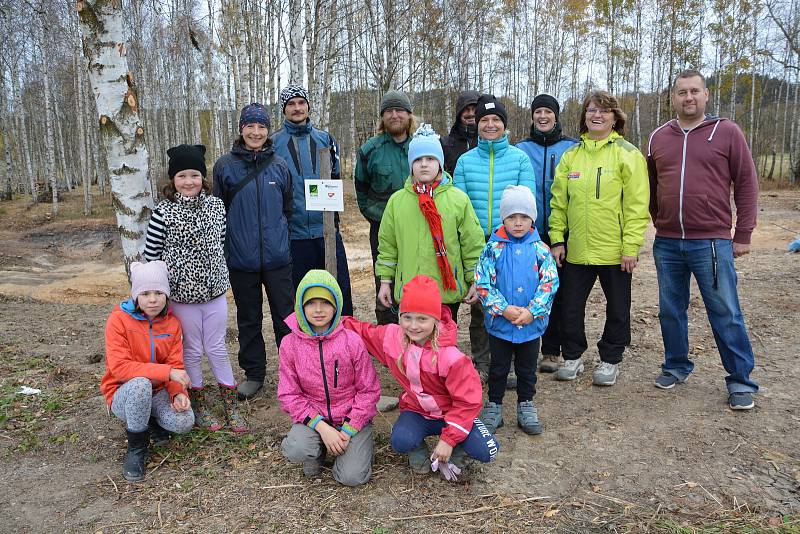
[399,275,442,320]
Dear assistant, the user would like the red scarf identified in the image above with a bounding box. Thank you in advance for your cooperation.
[413,180,457,291]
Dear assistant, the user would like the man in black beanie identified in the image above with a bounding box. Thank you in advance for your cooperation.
[440,90,480,176]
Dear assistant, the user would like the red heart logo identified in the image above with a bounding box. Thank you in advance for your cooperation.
[328,192,335,198]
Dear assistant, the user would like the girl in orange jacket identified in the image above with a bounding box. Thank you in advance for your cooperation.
[101,261,195,482]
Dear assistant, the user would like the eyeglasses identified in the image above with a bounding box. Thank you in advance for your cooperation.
[586,107,613,115]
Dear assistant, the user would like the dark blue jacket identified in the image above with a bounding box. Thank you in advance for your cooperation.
[212,141,292,272]
[271,119,341,240]
[516,136,577,240]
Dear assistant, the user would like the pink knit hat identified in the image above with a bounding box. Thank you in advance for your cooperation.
[130,261,171,301]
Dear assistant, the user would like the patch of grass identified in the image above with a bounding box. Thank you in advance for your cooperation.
[650,513,800,533]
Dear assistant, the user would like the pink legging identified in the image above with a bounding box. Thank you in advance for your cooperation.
[171,294,235,388]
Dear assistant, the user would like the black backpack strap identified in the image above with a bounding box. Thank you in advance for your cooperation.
[223,155,274,211]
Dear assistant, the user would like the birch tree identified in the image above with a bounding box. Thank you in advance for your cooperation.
[77,0,152,267]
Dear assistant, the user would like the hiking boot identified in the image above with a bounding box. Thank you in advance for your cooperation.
[593,362,619,386]
[449,444,470,470]
[516,400,542,435]
[506,368,517,389]
[729,392,755,411]
[479,401,504,433]
[654,372,683,390]
[148,417,170,447]
[188,388,223,431]
[555,358,584,381]
[219,385,247,432]
[123,428,150,483]
[407,443,432,474]
[538,354,561,373]
[236,380,263,400]
[303,458,323,477]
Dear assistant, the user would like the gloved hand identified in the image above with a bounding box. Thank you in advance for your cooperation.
[430,458,462,482]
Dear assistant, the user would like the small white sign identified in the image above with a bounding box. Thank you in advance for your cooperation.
[305,179,344,212]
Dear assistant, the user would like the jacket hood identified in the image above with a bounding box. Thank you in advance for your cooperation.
[403,172,453,192]
[665,114,727,139]
[434,305,458,347]
[231,139,275,162]
[450,90,480,137]
[282,119,313,136]
[293,269,344,336]
[119,298,170,322]
[477,133,510,154]
[579,131,624,152]
[489,225,542,244]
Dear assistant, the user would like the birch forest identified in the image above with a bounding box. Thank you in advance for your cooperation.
[1,0,799,218]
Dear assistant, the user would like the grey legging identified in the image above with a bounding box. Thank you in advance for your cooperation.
[111,377,194,433]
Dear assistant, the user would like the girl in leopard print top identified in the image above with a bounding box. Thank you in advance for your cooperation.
[143,144,246,433]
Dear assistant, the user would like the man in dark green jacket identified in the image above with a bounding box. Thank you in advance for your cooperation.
[354,90,417,324]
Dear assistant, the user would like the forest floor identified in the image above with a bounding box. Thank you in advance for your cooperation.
[0,186,799,533]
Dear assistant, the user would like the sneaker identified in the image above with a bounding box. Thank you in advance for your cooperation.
[654,372,683,390]
[593,362,619,386]
[506,369,517,389]
[236,380,263,400]
[538,354,561,373]
[302,458,323,477]
[729,392,755,411]
[516,401,542,435]
[479,401,504,433]
[555,358,584,381]
[407,443,431,474]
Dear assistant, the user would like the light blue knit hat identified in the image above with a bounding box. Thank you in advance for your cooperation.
[408,124,444,172]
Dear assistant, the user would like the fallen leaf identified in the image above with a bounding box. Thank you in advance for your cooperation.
[544,509,560,518]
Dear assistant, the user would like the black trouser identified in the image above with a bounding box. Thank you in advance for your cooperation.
[469,302,491,372]
[488,335,539,404]
[446,302,460,324]
[229,264,294,383]
[540,263,564,356]
[290,232,354,316]
[560,262,631,364]
[369,220,398,325]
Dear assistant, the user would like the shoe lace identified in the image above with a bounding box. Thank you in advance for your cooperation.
[598,362,615,373]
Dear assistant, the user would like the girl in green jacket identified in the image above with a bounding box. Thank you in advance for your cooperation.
[548,90,650,387]
[376,124,485,322]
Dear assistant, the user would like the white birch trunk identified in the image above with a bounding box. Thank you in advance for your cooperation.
[77,0,152,267]
[289,0,304,83]
[39,17,58,214]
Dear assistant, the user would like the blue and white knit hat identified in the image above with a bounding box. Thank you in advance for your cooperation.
[408,124,444,172]
[239,102,270,131]
[279,84,310,113]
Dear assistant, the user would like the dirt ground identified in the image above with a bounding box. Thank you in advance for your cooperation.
[0,188,799,533]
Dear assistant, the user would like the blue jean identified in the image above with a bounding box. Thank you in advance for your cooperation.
[652,237,758,393]
[390,411,499,463]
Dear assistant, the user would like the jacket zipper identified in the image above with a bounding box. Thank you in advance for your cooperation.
[679,130,689,239]
[334,360,339,388]
[318,340,334,423]
[149,320,155,362]
[255,156,264,269]
[487,145,495,236]
[546,152,555,234]
[541,145,548,230]
[595,167,602,199]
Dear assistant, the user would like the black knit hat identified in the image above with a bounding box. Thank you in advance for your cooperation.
[167,144,207,178]
[380,90,413,115]
[475,94,508,127]
[531,94,560,120]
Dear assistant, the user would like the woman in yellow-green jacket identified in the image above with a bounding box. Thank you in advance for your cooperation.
[548,90,649,387]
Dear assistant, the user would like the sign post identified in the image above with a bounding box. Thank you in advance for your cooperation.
[307,147,343,278]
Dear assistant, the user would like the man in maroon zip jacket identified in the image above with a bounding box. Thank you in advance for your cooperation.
[647,70,759,411]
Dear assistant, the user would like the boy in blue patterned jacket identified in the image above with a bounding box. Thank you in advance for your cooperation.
[474,185,559,435]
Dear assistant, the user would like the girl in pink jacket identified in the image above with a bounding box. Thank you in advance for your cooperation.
[278,269,381,486]
[344,274,499,480]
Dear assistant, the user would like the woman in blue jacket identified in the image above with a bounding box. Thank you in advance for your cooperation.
[213,103,294,400]
[516,94,577,374]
